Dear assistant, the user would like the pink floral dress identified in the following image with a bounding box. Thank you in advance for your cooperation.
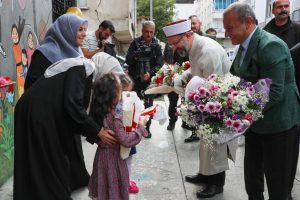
[88,111,147,200]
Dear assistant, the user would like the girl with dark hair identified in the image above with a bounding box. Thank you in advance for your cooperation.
[88,73,147,200]
[117,74,140,193]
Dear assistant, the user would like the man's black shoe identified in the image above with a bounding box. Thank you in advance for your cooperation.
[184,133,200,143]
[167,122,175,130]
[185,173,207,184]
[196,184,223,198]
[181,122,193,130]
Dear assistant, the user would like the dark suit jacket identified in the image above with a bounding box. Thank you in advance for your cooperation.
[231,28,300,134]
[291,42,300,90]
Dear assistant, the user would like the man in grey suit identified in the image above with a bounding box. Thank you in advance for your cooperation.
[223,2,300,200]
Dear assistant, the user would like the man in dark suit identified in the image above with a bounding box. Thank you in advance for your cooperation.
[264,2,300,198]
[223,2,300,200]
[291,43,300,89]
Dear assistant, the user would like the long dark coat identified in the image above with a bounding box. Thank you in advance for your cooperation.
[23,50,92,191]
[14,65,101,200]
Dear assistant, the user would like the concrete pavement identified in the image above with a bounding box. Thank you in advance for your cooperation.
[1,96,299,200]
[72,96,300,200]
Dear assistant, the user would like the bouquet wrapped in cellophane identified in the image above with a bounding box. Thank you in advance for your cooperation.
[177,73,271,146]
[145,61,190,95]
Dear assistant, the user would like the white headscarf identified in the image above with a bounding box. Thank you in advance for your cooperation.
[44,57,95,78]
[91,52,124,80]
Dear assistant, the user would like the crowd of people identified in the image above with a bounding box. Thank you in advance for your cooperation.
[12,0,300,200]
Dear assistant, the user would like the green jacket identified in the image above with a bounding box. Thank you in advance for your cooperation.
[230,27,300,134]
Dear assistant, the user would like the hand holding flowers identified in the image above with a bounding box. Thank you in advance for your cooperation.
[145,61,191,95]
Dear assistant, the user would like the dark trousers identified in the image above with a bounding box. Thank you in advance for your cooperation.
[289,130,300,195]
[133,81,153,129]
[200,171,225,186]
[244,127,299,200]
[168,92,179,124]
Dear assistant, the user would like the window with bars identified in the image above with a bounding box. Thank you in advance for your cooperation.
[214,0,237,11]
[52,0,77,22]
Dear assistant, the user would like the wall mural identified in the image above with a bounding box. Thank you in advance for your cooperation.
[0,0,49,186]
[12,17,25,97]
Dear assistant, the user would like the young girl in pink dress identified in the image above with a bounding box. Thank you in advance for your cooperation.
[117,74,140,193]
[88,73,147,200]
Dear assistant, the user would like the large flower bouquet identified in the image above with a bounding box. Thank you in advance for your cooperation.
[145,62,190,94]
[177,73,271,145]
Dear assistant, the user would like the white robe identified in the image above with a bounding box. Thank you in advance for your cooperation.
[189,34,238,175]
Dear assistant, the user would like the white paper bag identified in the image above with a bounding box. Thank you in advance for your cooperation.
[120,145,131,160]
[153,105,167,125]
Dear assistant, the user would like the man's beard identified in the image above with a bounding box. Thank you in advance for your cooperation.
[177,49,188,57]
[177,43,189,57]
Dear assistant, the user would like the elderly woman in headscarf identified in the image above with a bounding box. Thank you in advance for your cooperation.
[14,14,117,200]
[91,51,124,79]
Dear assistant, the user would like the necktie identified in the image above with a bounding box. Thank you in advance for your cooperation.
[231,45,243,75]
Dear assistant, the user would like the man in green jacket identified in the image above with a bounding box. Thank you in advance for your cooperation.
[223,2,300,200]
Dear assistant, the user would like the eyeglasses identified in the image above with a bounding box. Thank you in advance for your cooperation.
[168,34,185,49]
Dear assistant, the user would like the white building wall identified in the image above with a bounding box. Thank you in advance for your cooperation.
[174,3,196,19]
[81,0,135,55]
[253,0,267,25]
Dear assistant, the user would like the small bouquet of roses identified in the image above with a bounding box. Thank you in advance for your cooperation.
[177,73,271,146]
[145,62,191,95]
[173,61,193,96]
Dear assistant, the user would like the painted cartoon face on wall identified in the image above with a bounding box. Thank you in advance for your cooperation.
[21,50,28,66]
[27,32,34,49]
[11,25,19,44]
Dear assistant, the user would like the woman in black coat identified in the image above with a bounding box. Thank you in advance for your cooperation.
[14,14,116,200]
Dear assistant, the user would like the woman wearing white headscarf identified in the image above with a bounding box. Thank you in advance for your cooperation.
[91,52,124,79]
[14,14,117,200]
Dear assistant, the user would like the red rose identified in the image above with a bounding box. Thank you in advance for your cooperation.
[184,62,190,70]
[243,113,254,123]
[227,99,233,107]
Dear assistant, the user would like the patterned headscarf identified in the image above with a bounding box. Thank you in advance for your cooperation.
[37,14,88,63]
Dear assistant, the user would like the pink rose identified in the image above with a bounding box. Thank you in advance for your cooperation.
[205,102,216,113]
[210,85,219,92]
[197,104,205,112]
[198,87,207,97]
[225,119,233,127]
[232,120,243,132]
